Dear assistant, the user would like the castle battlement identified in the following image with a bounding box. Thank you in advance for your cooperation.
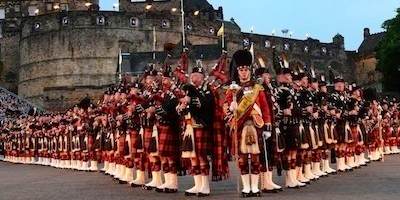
[0,0,362,111]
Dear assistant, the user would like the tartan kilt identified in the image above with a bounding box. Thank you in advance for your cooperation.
[88,135,94,152]
[194,128,210,157]
[107,151,115,162]
[351,126,359,145]
[101,151,108,162]
[280,123,300,150]
[124,157,134,168]
[368,128,380,148]
[143,128,153,154]
[95,150,102,162]
[128,129,138,156]
[74,151,82,160]
[61,152,70,160]
[335,121,346,144]
[28,150,35,157]
[158,125,178,157]
[117,136,125,155]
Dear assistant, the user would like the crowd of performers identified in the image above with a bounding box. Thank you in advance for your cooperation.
[1,48,399,198]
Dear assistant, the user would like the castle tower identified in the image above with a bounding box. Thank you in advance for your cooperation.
[333,33,345,49]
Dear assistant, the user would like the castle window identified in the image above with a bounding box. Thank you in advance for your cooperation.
[209,27,215,35]
[161,19,170,29]
[321,47,327,54]
[60,4,69,11]
[243,38,250,47]
[46,3,53,11]
[130,17,139,27]
[14,5,21,12]
[61,16,69,26]
[284,43,290,51]
[97,16,106,26]
[265,40,271,48]
[186,23,193,31]
[32,22,41,31]
[0,8,4,20]
[28,6,39,16]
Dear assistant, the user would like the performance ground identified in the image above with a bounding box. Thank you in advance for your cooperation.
[1,156,400,200]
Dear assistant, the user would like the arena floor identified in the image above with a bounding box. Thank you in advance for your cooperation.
[1,155,400,200]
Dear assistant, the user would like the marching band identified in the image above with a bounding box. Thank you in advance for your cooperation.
[0,48,399,198]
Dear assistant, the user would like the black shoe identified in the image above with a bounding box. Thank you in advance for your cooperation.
[142,185,154,190]
[262,189,278,193]
[241,192,251,198]
[185,191,197,196]
[130,183,143,188]
[164,188,178,193]
[197,193,210,197]
[119,180,127,184]
[251,191,261,197]
[287,186,300,189]
[155,188,164,193]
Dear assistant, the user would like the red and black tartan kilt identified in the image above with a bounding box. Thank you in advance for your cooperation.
[61,152,70,160]
[74,151,82,160]
[88,135,94,152]
[12,150,18,157]
[194,128,210,157]
[350,126,359,146]
[27,150,34,157]
[124,157,134,168]
[107,151,115,162]
[212,119,229,181]
[114,152,123,164]
[94,150,102,162]
[82,151,90,161]
[143,128,153,154]
[128,129,138,156]
[158,125,178,157]
[368,128,379,149]
[335,121,346,144]
[102,151,108,162]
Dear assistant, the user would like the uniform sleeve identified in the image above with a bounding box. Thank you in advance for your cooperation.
[257,90,272,124]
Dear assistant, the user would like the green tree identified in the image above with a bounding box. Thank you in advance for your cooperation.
[377,8,400,93]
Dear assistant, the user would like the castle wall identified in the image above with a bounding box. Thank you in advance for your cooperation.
[355,54,383,87]
[0,34,20,93]
[18,11,222,111]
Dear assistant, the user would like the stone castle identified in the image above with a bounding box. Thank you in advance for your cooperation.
[0,0,383,112]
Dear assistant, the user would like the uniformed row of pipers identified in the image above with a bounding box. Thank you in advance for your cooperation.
[1,48,399,198]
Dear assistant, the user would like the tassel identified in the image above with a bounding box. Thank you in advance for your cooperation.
[136,127,144,153]
[181,123,196,158]
[149,125,159,156]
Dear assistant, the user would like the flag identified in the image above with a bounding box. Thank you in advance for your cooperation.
[117,48,122,81]
[174,50,189,84]
[118,48,122,66]
[211,52,228,84]
[217,23,224,37]
[249,42,255,63]
[258,57,266,68]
